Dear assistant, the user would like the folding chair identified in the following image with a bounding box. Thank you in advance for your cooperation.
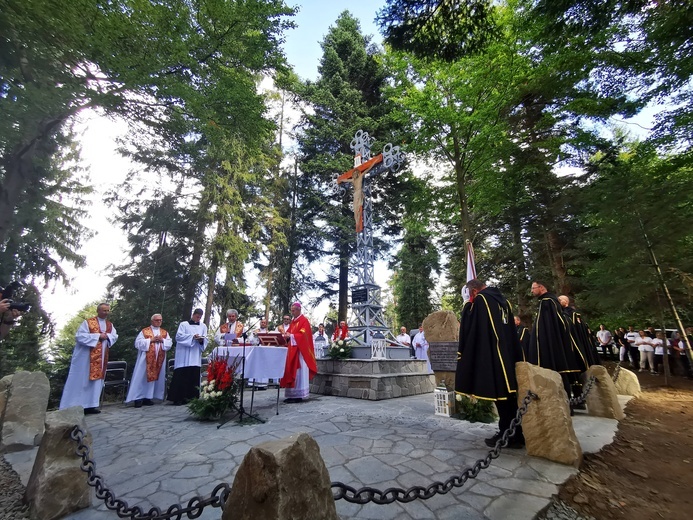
[100,360,129,405]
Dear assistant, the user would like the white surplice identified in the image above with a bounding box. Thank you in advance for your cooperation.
[59,318,118,410]
[174,321,208,368]
[413,330,432,372]
[125,326,173,402]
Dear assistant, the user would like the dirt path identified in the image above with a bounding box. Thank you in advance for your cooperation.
[557,367,693,520]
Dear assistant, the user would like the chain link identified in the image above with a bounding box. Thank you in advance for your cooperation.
[569,375,597,407]
[70,426,231,520]
[331,390,538,505]
[71,390,540,512]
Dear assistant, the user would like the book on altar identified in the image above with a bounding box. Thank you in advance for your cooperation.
[256,332,287,346]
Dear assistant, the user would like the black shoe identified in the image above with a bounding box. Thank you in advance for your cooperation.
[142,399,154,406]
[84,407,101,415]
[254,386,267,391]
[173,401,183,406]
[283,398,302,403]
[484,432,502,447]
[134,400,143,408]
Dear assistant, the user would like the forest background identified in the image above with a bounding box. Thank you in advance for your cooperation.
[1,0,691,405]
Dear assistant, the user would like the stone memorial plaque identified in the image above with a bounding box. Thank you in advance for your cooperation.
[429,342,458,372]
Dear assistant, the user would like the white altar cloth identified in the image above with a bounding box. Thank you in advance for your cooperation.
[211,346,288,380]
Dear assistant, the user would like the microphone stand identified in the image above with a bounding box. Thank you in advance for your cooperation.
[218,318,265,428]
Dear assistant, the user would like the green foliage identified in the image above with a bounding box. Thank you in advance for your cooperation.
[390,215,440,327]
[453,393,497,423]
[377,0,499,61]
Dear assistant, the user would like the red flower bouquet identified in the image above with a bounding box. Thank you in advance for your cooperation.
[187,354,241,421]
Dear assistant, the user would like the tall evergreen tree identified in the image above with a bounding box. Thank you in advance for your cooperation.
[294,11,406,321]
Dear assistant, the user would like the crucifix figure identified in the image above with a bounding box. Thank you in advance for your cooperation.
[333,130,404,347]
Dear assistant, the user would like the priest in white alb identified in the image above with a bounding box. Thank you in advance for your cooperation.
[59,303,118,414]
[125,313,172,408]
[167,308,208,405]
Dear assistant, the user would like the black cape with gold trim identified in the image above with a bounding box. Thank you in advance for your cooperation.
[563,307,601,367]
[527,293,581,373]
[455,287,523,401]
[517,325,530,360]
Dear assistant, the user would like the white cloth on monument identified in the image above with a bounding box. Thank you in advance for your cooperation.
[396,333,411,346]
[285,333,310,399]
[413,330,432,372]
[125,327,173,403]
[59,318,118,410]
[174,321,208,368]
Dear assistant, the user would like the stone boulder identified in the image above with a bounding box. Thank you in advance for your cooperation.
[0,371,50,452]
[582,365,625,420]
[515,362,582,467]
[422,311,459,343]
[0,374,11,422]
[24,407,92,520]
[224,433,338,520]
[613,367,641,397]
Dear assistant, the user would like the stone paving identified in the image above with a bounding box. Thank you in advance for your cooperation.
[7,391,629,520]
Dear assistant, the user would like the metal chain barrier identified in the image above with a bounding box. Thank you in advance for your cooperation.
[70,426,231,520]
[331,390,538,505]
[612,363,622,383]
[569,375,596,407]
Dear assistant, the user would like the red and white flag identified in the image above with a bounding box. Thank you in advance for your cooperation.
[462,241,477,303]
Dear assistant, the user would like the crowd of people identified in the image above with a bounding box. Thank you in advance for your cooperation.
[597,324,693,378]
[59,302,320,413]
[57,289,692,422]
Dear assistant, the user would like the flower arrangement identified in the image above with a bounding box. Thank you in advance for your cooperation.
[326,338,352,359]
[187,354,240,421]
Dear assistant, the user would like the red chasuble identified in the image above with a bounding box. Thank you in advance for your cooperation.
[281,314,318,388]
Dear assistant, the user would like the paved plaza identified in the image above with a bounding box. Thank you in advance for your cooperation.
[6,390,627,520]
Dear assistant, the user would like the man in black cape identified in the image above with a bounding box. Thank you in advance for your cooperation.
[515,315,530,360]
[456,279,525,448]
[527,281,582,401]
[558,295,600,367]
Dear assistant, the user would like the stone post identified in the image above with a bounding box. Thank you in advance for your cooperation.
[613,367,641,396]
[223,433,338,520]
[24,407,92,520]
[582,365,625,420]
[0,371,50,452]
[515,362,583,467]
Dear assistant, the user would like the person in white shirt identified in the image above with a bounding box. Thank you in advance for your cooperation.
[395,326,411,348]
[59,303,118,414]
[168,308,208,405]
[635,329,656,374]
[412,324,431,372]
[313,323,329,359]
[625,326,641,370]
[596,325,613,358]
[125,314,173,407]
[652,331,671,375]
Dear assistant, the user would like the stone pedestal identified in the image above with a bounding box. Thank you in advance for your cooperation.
[515,362,582,467]
[613,367,641,396]
[1,371,50,452]
[583,365,625,420]
[310,359,435,400]
[24,407,92,520]
[224,433,338,520]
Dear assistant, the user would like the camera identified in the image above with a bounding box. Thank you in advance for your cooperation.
[1,281,31,313]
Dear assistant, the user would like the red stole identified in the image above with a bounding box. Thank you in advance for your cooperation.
[142,327,168,382]
[87,317,112,380]
[281,314,318,388]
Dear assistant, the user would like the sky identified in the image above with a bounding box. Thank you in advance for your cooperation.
[41,1,389,332]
